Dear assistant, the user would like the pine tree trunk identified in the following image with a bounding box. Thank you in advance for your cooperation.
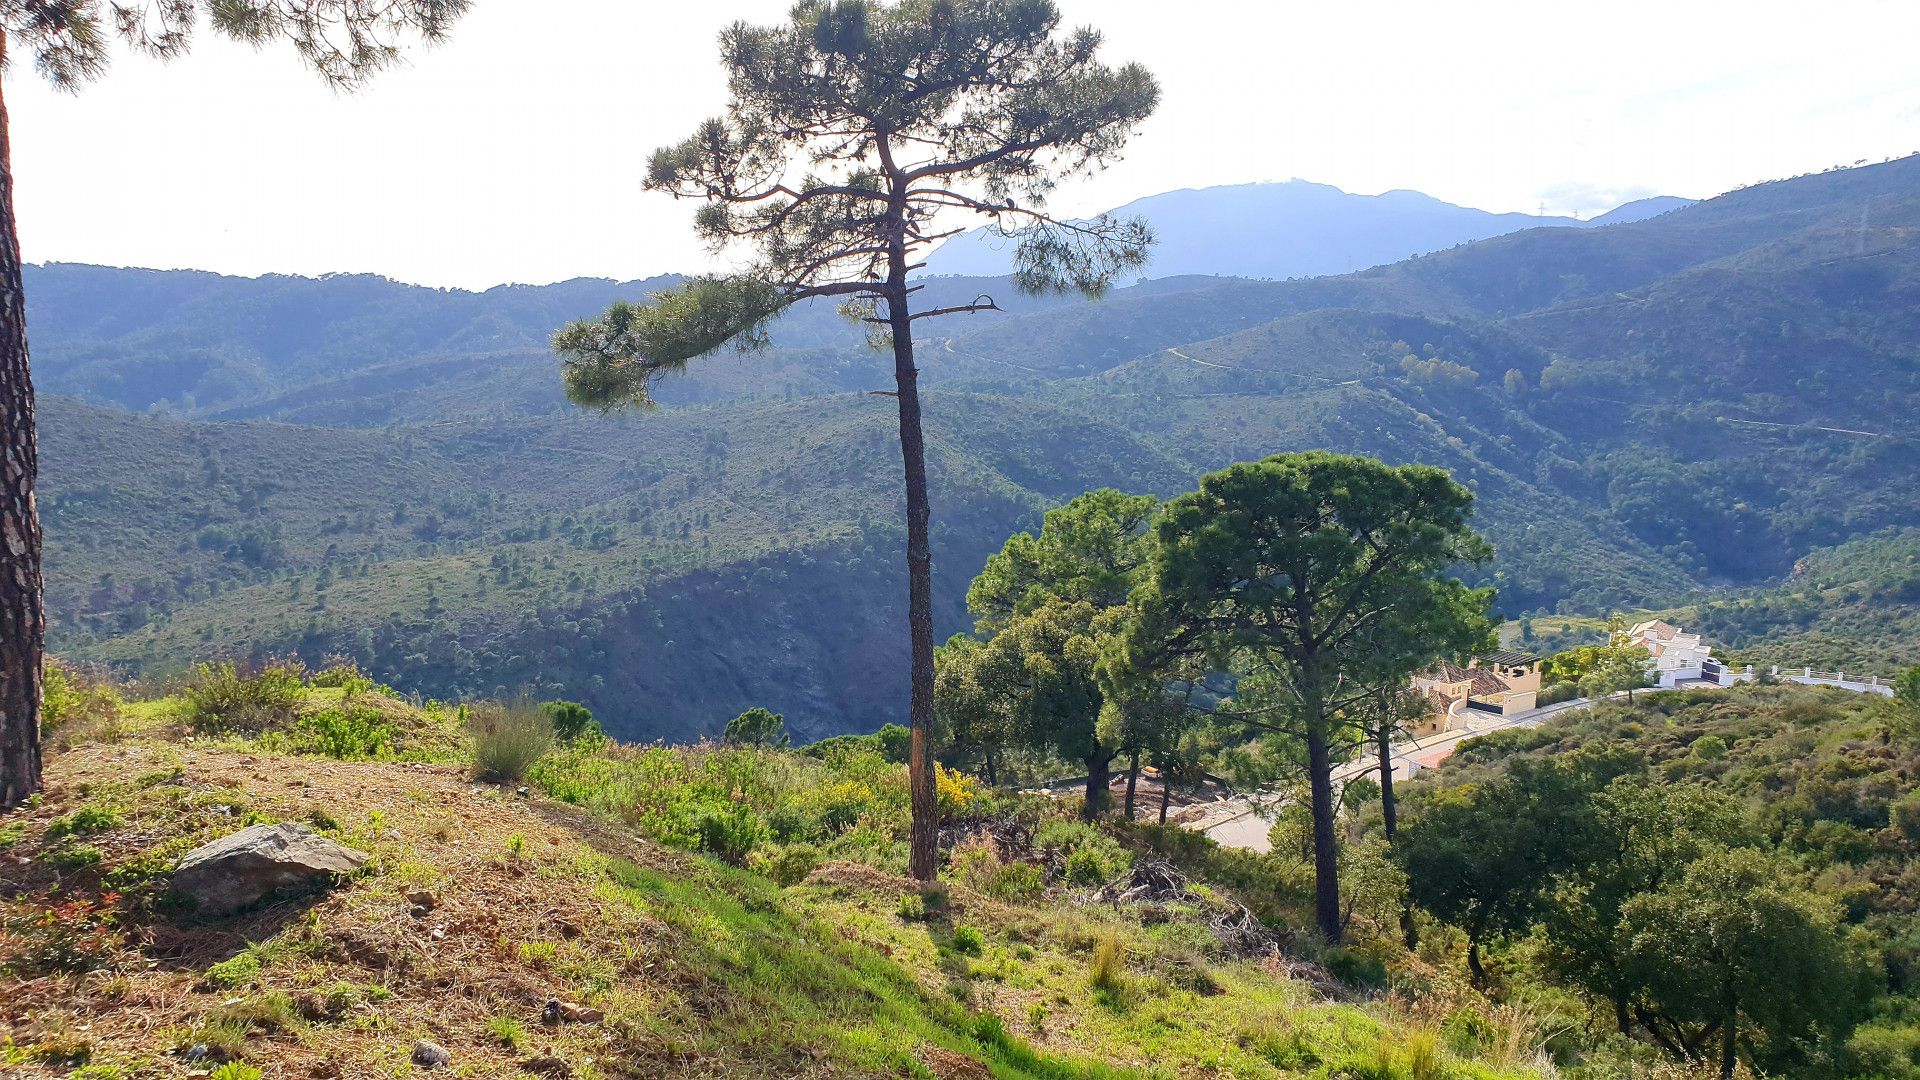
[1082,752,1110,821]
[1376,724,1397,841]
[0,58,45,813]
[1124,747,1140,819]
[1159,767,1172,824]
[885,267,937,882]
[1718,1013,1736,1080]
[1306,711,1342,943]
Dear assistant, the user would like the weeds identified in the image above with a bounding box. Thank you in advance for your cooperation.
[182,660,304,734]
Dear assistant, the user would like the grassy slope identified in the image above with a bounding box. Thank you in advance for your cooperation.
[0,700,1548,1080]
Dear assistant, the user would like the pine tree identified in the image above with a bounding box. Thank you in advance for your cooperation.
[553,0,1157,879]
[0,1,470,809]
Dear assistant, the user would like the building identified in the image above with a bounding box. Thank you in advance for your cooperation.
[1626,620,1722,686]
[1410,651,1543,735]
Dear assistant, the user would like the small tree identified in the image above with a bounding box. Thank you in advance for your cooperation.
[1129,451,1493,942]
[541,700,599,744]
[0,0,470,810]
[1620,848,1872,1079]
[552,1,1157,880]
[725,706,789,748]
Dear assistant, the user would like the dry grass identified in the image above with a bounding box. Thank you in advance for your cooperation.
[0,742,670,1077]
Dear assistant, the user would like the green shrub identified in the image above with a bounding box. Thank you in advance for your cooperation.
[1893,791,1920,845]
[1037,820,1133,886]
[42,661,122,739]
[308,660,375,695]
[209,1061,264,1080]
[949,835,1043,899]
[951,925,985,955]
[541,700,600,743]
[696,804,768,865]
[748,841,822,886]
[182,660,305,733]
[724,706,789,748]
[203,951,263,989]
[45,803,121,841]
[288,705,395,760]
[468,702,553,782]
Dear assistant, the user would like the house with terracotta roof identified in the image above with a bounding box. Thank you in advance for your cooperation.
[1409,651,1543,735]
[1626,620,1722,686]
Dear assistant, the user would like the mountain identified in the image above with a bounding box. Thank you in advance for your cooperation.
[30,157,1920,741]
[920,179,1694,281]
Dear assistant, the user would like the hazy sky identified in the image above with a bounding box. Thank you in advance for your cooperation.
[11,0,1920,290]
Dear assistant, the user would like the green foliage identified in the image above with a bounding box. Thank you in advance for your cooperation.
[41,661,120,737]
[541,700,599,744]
[286,704,395,759]
[697,803,770,866]
[947,835,1044,900]
[725,707,789,748]
[208,1061,264,1080]
[45,803,121,841]
[467,701,553,782]
[950,925,985,956]
[181,659,305,733]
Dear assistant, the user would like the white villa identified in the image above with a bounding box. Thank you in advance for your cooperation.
[1626,620,1724,686]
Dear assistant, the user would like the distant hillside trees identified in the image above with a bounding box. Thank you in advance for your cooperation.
[0,0,471,810]
[551,0,1158,880]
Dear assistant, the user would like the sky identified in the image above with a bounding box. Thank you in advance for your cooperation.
[9,0,1920,290]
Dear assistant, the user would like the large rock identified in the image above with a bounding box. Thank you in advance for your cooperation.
[171,823,369,915]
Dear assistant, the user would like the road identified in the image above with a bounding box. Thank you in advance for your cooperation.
[1183,694,1606,852]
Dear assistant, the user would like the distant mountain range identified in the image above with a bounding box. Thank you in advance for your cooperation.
[922,180,1694,280]
[27,161,1919,742]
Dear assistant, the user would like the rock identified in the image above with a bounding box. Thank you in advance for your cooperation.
[406,890,438,910]
[555,1001,603,1024]
[184,1042,210,1061]
[170,823,369,916]
[411,1040,451,1069]
[522,1056,572,1078]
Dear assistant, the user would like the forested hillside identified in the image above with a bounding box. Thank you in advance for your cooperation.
[34,157,1920,740]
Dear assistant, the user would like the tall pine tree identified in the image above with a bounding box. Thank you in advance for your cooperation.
[553,0,1157,879]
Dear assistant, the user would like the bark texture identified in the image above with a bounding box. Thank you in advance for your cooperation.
[0,62,44,812]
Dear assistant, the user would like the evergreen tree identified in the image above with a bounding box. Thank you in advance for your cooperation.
[0,0,469,810]
[553,1,1157,879]
[1125,451,1492,942]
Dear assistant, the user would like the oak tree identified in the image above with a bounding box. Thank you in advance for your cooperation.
[553,5,1156,877]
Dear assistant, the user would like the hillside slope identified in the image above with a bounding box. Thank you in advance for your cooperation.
[33,156,1920,738]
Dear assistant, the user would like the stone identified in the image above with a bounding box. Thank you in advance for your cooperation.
[170,823,369,916]
[522,1056,572,1078]
[411,1040,451,1069]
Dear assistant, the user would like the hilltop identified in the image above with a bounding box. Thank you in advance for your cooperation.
[31,156,1920,741]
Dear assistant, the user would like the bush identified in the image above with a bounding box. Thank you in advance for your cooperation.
[42,661,122,742]
[696,804,768,865]
[1537,680,1581,706]
[542,700,600,743]
[748,842,822,886]
[308,660,375,695]
[182,660,305,733]
[725,707,789,748]
[288,705,395,760]
[948,835,1043,899]
[1894,791,1920,845]
[951,925,985,955]
[468,702,553,782]
[1037,819,1134,886]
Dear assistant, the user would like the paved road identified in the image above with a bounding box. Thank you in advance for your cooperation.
[1185,694,1607,852]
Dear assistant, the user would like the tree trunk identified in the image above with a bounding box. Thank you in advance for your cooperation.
[1159,766,1172,824]
[1467,938,1486,986]
[1718,996,1738,1080]
[0,56,44,813]
[1124,747,1140,819]
[1306,712,1342,943]
[1082,752,1111,821]
[1376,724,1397,841]
[884,269,937,881]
